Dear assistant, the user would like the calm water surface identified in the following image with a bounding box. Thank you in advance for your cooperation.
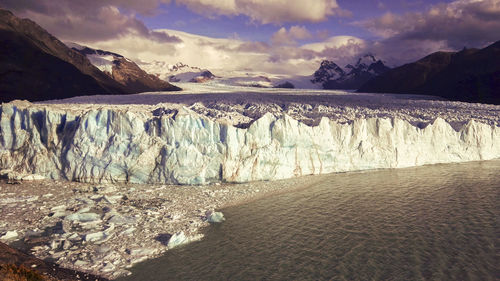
[119,161,500,281]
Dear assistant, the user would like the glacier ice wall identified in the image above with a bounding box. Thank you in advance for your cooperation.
[1,103,499,185]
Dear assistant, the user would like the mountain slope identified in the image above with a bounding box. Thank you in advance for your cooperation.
[312,54,390,90]
[358,41,500,104]
[72,45,181,92]
[311,61,345,85]
[0,28,111,102]
[0,9,129,102]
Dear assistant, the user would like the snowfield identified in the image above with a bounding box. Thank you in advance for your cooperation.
[1,84,499,185]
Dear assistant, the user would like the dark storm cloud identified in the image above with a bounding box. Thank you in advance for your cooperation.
[359,0,500,51]
[0,0,49,14]
[0,0,181,43]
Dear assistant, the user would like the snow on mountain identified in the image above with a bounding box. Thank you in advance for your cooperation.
[139,61,196,80]
[67,44,179,92]
[69,45,126,74]
[354,54,377,70]
[138,62,312,89]
[192,70,320,89]
[312,54,390,90]
[311,61,346,85]
[214,71,276,88]
[128,52,386,90]
[86,54,115,73]
[139,61,215,83]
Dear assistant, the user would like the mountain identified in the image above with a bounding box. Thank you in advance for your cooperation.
[139,61,215,83]
[0,9,129,102]
[358,41,500,104]
[71,45,181,92]
[311,61,346,85]
[311,54,390,90]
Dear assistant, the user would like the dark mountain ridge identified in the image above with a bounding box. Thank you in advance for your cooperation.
[0,9,179,103]
[0,9,127,102]
[358,41,500,104]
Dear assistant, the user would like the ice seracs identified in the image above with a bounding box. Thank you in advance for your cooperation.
[1,100,498,185]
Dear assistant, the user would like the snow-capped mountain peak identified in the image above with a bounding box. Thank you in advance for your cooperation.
[311,55,390,90]
[168,62,201,72]
[355,54,378,69]
[311,60,346,84]
[139,60,215,83]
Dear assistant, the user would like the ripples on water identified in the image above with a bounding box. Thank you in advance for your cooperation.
[119,161,500,281]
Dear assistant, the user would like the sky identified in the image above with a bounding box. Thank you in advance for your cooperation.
[1,0,499,75]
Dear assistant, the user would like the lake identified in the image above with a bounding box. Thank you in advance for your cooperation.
[119,160,499,281]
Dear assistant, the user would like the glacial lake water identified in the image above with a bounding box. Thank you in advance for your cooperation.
[119,160,499,281]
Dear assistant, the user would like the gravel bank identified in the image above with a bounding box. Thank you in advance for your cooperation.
[0,175,322,279]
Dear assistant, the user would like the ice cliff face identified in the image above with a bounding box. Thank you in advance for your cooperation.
[1,102,499,185]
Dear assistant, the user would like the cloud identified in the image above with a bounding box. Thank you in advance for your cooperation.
[0,0,171,16]
[235,41,271,53]
[271,26,313,46]
[359,0,500,50]
[341,0,500,66]
[0,0,180,43]
[302,36,365,52]
[175,0,348,24]
[7,0,495,75]
[82,28,364,76]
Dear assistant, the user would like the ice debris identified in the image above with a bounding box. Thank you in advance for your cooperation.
[205,211,225,223]
[167,231,187,249]
[0,230,19,241]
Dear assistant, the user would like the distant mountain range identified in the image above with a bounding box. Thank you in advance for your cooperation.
[1,8,498,105]
[0,9,179,103]
[359,41,500,104]
[140,61,215,83]
[311,54,391,90]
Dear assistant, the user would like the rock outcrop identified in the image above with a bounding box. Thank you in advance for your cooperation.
[110,57,181,92]
[1,102,499,185]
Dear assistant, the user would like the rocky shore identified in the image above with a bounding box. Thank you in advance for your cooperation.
[0,174,319,279]
[0,241,106,281]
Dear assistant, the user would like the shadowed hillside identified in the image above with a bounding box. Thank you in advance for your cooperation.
[358,41,500,104]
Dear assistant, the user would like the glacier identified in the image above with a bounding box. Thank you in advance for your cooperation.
[1,101,499,185]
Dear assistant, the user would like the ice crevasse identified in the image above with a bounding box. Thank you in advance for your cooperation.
[0,103,499,185]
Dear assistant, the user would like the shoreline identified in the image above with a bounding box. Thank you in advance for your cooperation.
[0,173,331,279]
[1,160,498,279]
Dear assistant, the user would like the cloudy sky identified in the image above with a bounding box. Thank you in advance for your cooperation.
[1,0,499,75]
